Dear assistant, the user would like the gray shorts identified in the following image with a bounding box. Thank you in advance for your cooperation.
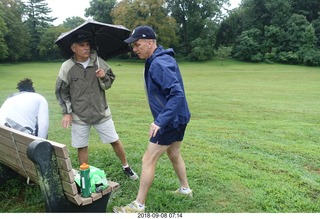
[71,118,119,148]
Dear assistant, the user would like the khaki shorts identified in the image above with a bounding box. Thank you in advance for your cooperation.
[71,118,119,148]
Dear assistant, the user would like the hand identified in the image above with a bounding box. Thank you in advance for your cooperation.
[61,114,72,128]
[95,69,105,79]
[149,122,160,138]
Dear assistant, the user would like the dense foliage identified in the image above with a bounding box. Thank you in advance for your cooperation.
[0,0,320,65]
[217,0,320,66]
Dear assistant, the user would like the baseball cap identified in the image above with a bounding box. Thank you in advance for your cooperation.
[71,33,92,44]
[124,25,156,44]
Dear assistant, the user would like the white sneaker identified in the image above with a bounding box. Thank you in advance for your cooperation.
[113,201,145,213]
[175,187,193,197]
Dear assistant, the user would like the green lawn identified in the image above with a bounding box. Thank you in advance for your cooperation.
[0,59,319,213]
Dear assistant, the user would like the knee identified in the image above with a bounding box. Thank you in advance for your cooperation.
[78,146,88,152]
[167,150,179,160]
[111,140,120,147]
[142,153,156,167]
[141,154,148,165]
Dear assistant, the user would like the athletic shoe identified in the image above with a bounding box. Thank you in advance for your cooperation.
[123,166,139,180]
[175,187,193,197]
[113,201,145,213]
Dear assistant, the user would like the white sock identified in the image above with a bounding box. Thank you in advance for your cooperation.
[180,187,191,193]
[133,200,145,209]
[122,164,129,169]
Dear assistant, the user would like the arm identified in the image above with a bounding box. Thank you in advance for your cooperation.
[37,96,49,139]
[55,64,72,115]
[55,62,73,128]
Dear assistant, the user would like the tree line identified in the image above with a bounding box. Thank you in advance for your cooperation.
[218,0,320,66]
[1,0,320,66]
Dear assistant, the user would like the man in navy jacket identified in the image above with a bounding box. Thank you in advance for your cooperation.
[113,25,192,213]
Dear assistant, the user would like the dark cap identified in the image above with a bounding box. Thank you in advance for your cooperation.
[71,33,92,44]
[124,25,156,44]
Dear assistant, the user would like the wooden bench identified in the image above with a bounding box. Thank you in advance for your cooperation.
[0,124,120,212]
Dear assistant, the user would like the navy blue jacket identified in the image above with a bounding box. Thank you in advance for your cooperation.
[144,46,191,133]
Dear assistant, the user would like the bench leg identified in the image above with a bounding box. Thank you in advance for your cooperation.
[27,139,71,212]
[27,139,111,212]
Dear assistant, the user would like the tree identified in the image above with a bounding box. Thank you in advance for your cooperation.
[263,25,285,53]
[216,0,320,65]
[296,24,320,66]
[312,18,320,48]
[303,24,317,49]
[291,0,320,22]
[166,0,227,59]
[1,0,30,61]
[216,8,245,47]
[232,28,263,62]
[215,45,232,64]
[111,0,178,49]
[264,0,291,28]
[282,14,309,52]
[238,0,269,31]
[62,16,86,29]
[0,1,9,60]
[39,26,69,60]
[22,0,56,59]
[85,0,116,23]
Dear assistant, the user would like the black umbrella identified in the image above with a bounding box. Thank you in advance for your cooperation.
[55,19,131,60]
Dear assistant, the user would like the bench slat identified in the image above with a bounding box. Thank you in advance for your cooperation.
[0,157,38,183]
[0,142,37,176]
[48,140,69,159]
[65,193,83,205]
[91,192,103,201]
[0,135,28,155]
[108,181,120,191]
[0,159,38,183]
[81,196,93,206]
[56,157,72,171]
[0,135,15,149]
[62,180,79,195]
[59,169,75,183]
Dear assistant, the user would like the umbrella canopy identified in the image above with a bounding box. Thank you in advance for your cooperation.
[55,19,131,60]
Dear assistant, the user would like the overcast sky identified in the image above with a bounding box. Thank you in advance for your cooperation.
[46,0,242,26]
[46,0,90,25]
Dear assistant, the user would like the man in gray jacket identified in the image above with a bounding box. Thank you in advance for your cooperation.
[55,33,138,180]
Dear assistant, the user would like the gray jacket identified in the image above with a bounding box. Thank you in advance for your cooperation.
[55,50,115,125]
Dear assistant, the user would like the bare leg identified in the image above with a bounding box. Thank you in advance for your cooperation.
[111,139,128,166]
[78,146,88,165]
[136,142,167,205]
[166,141,189,188]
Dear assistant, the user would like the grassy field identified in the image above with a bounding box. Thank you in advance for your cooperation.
[0,59,319,213]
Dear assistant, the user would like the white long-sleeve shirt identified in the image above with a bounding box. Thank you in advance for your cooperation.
[0,92,49,138]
